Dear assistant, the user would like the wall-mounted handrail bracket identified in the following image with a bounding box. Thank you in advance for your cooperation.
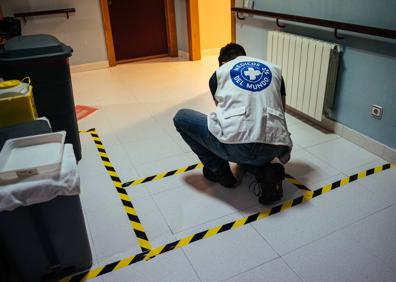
[236,12,246,20]
[14,8,76,23]
[276,18,286,28]
[334,28,344,39]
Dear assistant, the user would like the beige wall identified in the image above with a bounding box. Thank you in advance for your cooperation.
[198,0,231,54]
[2,0,107,65]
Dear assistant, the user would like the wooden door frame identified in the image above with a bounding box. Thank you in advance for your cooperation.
[99,0,178,66]
[186,0,236,61]
[231,0,236,43]
[186,0,200,61]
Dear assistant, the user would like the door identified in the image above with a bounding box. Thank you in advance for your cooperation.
[108,0,169,61]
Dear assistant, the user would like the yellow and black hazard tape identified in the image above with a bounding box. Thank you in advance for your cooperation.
[310,163,395,198]
[63,193,308,282]
[80,128,152,252]
[64,162,394,282]
[122,162,313,191]
[122,163,204,187]
[285,173,312,191]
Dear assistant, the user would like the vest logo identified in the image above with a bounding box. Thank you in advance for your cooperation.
[230,61,272,92]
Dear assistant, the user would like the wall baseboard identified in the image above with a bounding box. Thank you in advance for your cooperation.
[71,61,109,73]
[286,108,396,164]
[201,48,220,57]
[178,50,190,60]
[321,117,396,164]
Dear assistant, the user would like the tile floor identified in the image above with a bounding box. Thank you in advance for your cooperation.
[72,56,396,282]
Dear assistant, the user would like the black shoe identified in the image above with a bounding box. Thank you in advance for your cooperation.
[251,163,285,205]
[203,166,218,182]
[203,165,237,188]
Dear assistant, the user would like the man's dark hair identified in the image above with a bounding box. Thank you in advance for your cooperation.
[218,43,246,65]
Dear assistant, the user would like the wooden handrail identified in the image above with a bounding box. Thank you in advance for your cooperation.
[14,8,76,23]
[232,7,396,40]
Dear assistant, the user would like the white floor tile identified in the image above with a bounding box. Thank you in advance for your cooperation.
[252,200,340,255]
[80,125,121,150]
[285,149,342,189]
[342,126,386,157]
[167,130,194,153]
[288,121,339,148]
[102,249,200,282]
[253,177,391,256]
[122,135,183,166]
[183,224,278,281]
[131,195,175,247]
[132,152,198,196]
[226,258,302,282]
[102,103,169,144]
[285,112,302,126]
[306,138,381,173]
[96,143,138,182]
[186,174,262,212]
[182,151,202,164]
[81,211,98,265]
[152,183,237,233]
[78,135,109,177]
[342,159,388,177]
[180,93,217,114]
[78,161,123,214]
[72,89,101,107]
[311,181,390,229]
[139,174,187,197]
[341,204,396,272]
[283,231,396,282]
[295,173,346,192]
[85,204,141,262]
[77,72,137,106]
[356,166,396,206]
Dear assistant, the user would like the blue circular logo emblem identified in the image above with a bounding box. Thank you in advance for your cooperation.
[230,61,272,92]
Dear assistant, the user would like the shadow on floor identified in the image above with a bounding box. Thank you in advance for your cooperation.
[181,162,314,213]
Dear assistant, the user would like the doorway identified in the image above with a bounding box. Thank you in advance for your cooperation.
[99,0,178,66]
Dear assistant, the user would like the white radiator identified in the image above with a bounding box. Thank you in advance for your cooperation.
[267,31,340,121]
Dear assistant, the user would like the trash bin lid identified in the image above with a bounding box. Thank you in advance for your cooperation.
[0,34,73,62]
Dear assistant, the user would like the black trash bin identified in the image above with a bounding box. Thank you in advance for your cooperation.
[0,196,93,282]
[0,120,92,281]
[0,34,82,161]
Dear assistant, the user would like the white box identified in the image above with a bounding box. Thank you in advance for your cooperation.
[0,131,66,181]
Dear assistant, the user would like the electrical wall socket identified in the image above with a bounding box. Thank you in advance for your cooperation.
[371,105,383,119]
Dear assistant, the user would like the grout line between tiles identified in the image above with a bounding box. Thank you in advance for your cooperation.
[145,192,175,238]
[279,256,306,282]
[280,201,396,258]
[220,256,282,282]
[180,248,204,282]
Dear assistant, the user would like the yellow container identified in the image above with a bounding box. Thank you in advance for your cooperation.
[0,78,38,128]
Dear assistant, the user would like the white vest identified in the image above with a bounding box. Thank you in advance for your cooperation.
[207,56,292,149]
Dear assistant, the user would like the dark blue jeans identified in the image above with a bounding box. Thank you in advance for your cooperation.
[173,109,288,174]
